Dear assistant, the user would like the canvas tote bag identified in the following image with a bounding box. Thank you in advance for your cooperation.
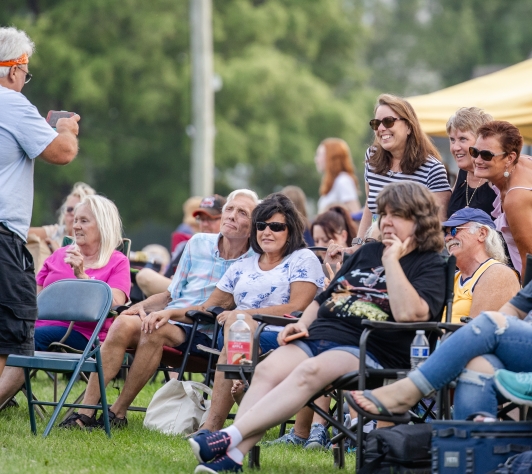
[143,379,212,435]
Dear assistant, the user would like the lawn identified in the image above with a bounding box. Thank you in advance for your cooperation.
[0,372,356,473]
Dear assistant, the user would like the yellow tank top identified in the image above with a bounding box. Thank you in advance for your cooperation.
[448,258,502,324]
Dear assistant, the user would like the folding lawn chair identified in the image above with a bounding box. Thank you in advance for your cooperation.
[6,279,113,437]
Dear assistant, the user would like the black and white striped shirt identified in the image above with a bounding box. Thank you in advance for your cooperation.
[364,147,451,214]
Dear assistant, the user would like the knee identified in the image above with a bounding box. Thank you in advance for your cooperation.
[291,359,322,391]
[108,315,140,343]
[481,311,508,331]
[464,356,495,374]
[135,268,157,292]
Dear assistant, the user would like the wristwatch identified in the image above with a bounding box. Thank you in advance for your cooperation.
[351,237,364,246]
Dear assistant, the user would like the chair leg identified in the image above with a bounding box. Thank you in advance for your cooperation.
[248,445,260,469]
[278,422,287,437]
[96,350,111,438]
[333,391,345,469]
[23,368,37,435]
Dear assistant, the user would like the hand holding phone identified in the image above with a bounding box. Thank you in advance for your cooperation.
[284,331,307,343]
[46,110,76,128]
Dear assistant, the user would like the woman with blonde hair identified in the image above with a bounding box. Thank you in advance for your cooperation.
[354,94,451,249]
[315,138,361,214]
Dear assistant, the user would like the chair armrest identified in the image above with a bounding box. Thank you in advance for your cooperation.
[186,309,216,325]
[252,314,296,326]
[361,320,441,331]
[206,306,226,316]
[438,322,463,332]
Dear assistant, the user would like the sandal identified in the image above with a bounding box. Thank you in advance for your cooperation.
[58,412,98,429]
[345,390,411,424]
[96,408,128,429]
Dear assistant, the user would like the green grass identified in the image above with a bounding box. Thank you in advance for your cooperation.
[0,372,355,473]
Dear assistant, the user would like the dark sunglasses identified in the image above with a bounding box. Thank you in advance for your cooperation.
[16,65,32,84]
[256,221,287,232]
[469,147,506,161]
[65,206,75,214]
[369,116,405,131]
[443,226,469,237]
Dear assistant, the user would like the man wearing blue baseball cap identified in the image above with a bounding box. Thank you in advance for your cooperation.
[442,208,520,323]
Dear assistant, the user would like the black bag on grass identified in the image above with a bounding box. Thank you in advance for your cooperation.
[359,423,432,474]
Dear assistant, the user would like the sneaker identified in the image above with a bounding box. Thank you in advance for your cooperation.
[189,430,232,463]
[304,423,330,450]
[263,427,307,446]
[96,409,128,429]
[194,454,243,473]
[495,369,532,406]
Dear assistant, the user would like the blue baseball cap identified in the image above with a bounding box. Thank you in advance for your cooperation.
[442,208,496,229]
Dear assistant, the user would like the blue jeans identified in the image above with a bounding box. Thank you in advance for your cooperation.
[34,326,89,352]
[408,312,532,419]
[217,330,279,354]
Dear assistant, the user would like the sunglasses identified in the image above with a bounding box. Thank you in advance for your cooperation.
[443,226,469,237]
[369,116,405,131]
[256,222,287,232]
[16,65,32,84]
[469,147,506,161]
[65,206,75,214]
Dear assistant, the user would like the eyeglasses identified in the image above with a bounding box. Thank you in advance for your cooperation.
[256,221,287,232]
[65,206,75,214]
[443,226,469,237]
[469,147,506,161]
[369,116,405,131]
[16,66,32,84]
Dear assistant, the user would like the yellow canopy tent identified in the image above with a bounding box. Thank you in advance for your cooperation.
[408,58,532,145]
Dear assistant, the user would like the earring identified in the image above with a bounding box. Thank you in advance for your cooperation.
[503,164,510,178]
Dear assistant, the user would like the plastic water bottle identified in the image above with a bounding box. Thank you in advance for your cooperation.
[410,330,430,370]
[227,314,251,365]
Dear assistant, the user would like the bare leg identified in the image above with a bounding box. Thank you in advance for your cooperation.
[0,367,24,405]
[233,350,360,456]
[202,313,260,432]
[110,323,185,418]
[77,315,143,420]
[136,268,171,298]
[0,355,6,378]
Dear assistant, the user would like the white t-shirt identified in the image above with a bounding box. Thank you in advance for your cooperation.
[216,248,325,331]
[318,172,360,213]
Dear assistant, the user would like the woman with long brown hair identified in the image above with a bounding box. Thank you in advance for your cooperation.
[315,138,361,214]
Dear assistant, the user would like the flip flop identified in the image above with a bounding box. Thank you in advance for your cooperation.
[345,390,411,424]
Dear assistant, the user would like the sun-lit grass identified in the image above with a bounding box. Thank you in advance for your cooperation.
[0,372,355,473]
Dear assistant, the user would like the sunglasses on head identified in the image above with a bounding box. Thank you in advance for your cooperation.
[469,147,507,161]
[369,116,405,131]
[256,221,287,232]
[443,226,469,237]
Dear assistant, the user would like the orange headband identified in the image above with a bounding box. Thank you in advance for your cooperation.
[0,53,29,67]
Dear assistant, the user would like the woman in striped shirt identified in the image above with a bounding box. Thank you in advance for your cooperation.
[355,94,451,248]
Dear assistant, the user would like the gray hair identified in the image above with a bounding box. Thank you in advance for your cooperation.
[0,27,35,78]
[58,182,97,227]
[77,195,123,268]
[469,223,507,264]
[446,107,493,136]
[223,189,259,211]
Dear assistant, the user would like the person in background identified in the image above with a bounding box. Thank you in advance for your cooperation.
[281,185,314,246]
[355,93,451,249]
[446,107,495,218]
[311,206,358,261]
[0,26,79,380]
[473,121,532,276]
[315,138,361,214]
[28,181,96,252]
[0,195,129,408]
[442,208,519,323]
[136,195,226,298]
[171,195,203,253]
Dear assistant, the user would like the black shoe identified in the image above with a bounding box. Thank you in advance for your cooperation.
[96,408,128,429]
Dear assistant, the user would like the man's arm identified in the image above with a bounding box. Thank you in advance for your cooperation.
[39,115,80,165]
[498,301,526,319]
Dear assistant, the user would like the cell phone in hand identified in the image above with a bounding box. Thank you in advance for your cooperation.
[46,110,75,128]
[284,331,306,343]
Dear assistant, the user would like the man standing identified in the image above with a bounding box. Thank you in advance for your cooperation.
[0,27,80,377]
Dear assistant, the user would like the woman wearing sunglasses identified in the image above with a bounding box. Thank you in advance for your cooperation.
[194,192,325,434]
[189,182,446,473]
[472,121,532,275]
[354,94,451,249]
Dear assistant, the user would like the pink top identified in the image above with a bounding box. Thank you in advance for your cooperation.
[492,185,532,274]
[35,248,131,341]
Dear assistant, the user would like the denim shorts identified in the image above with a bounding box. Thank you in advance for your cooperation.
[291,338,383,369]
[173,323,213,358]
[217,329,280,354]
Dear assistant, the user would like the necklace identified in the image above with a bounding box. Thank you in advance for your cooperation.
[465,173,484,207]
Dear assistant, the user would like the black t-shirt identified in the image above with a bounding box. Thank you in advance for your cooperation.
[509,280,532,315]
[308,242,446,369]
[447,169,496,218]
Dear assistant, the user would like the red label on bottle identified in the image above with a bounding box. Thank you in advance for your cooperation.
[227,341,251,365]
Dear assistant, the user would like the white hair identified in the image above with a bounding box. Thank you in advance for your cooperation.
[470,223,507,264]
[77,195,123,268]
[58,182,97,227]
[0,27,35,78]
[223,189,259,211]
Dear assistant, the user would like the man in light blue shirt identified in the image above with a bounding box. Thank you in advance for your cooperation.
[63,190,259,428]
[0,27,80,375]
